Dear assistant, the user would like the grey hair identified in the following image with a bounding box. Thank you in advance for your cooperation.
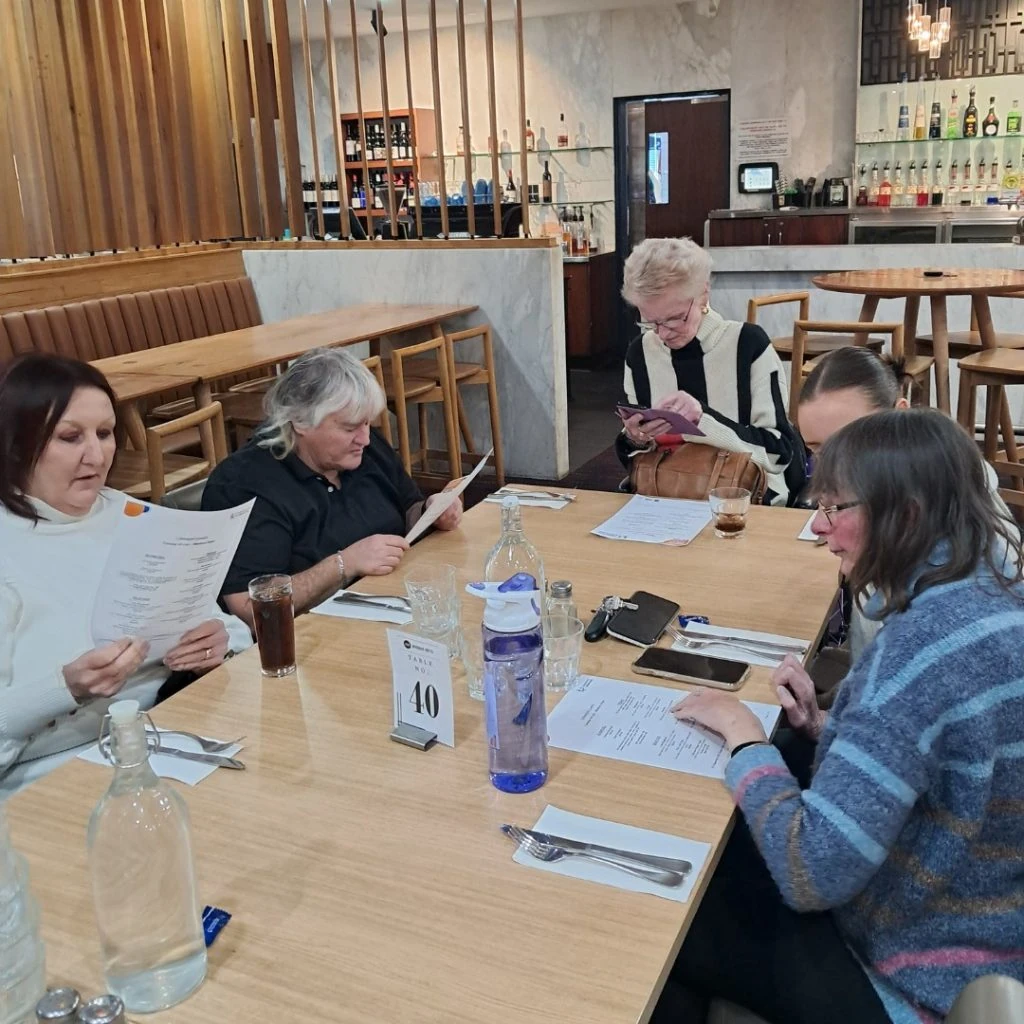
[621,236,713,305]
[257,347,386,458]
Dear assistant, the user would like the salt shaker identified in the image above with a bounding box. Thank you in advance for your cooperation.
[76,995,125,1024]
[547,580,576,624]
[36,988,81,1024]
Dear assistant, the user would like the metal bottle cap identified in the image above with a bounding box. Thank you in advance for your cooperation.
[76,995,125,1024]
[36,988,81,1024]
[550,580,573,598]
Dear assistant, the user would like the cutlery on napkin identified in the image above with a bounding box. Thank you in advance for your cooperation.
[671,622,809,669]
[78,736,245,785]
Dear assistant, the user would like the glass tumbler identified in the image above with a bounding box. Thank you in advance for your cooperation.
[405,563,461,660]
[708,487,752,539]
[248,575,296,677]
[541,615,584,692]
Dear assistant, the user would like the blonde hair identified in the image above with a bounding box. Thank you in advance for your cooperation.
[621,237,713,305]
[257,348,386,458]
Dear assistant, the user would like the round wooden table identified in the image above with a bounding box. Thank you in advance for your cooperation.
[811,269,1024,416]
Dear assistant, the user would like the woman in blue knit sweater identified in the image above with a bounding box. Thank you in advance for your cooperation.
[656,409,1024,1024]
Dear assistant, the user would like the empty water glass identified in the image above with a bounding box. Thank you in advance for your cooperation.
[405,564,461,660]
[542,616,584,692]
[460,626,485,701]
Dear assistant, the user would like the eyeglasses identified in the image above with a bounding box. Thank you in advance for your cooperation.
[636,298,696,334]
[817,500,861,526]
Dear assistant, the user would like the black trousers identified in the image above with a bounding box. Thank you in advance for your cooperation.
[650,733,892,1024]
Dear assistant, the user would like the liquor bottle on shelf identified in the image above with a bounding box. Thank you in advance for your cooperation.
[1003,155,1019,191]
[989,158,1001,202]
[983,98,1000,137]
[344,125,355,161]
[391,124,401,160]
[1008,101,1022,136]
[557,113,569,148]
[963,156,972,203]
[879,161,892,206]
[915,159,927,206]
[504,168,518,202]
[351,176,361,209]
[913,86,927,141]
[963,85,979,138]
[559,208,571,254]
[946,90,960,139]
[868,161,880,206]
[457,125,466,156]
[975,158,986,203]
[399,120,411,158]
[897,75,910,141]
[929,94,942,139]
[932,158,944,206]
[856,163,868,206]
[525,119,535,152]
[948,158,959,204]
[893,161,905,206]
[541,160,552,203]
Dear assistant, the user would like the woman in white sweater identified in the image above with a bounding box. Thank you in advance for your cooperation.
[0,354,251,795]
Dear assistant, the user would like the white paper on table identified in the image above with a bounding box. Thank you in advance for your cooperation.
[798,512,819,541]
[672,623,810,669]
[512,805,710,903]
[310,591,412,624]
[405,449,493,544]
[78,738,244,786]
[591,495,712,546]
[547,675,781,779]
[91,499,254,660]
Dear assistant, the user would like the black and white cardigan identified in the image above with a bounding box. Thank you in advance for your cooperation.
[618,309,806,507]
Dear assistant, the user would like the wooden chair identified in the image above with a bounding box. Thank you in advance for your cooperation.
[383,336,460,477]
[956,348,1024,511]
[915,292,1024,360]
[746,292,884,363]
[107,401,228,504]
[403,325,505,486]
[791,321,933,420]
[217,355,394,450]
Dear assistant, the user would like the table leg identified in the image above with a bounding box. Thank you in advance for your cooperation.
[120,402,148,452]
[984,386,1001,463]
[854,295,880,347]
[192,380,212,408]
[901,294,920,358]
[929,295,950,415]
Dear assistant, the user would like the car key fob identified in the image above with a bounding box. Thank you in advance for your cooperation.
[585,605,612,643]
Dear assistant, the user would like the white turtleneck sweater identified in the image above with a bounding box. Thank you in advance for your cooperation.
[0,489,252,795]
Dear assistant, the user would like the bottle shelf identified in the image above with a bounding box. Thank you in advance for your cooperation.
[856,135,1022,147]
[443,146,612,158]
[345,159,416,169]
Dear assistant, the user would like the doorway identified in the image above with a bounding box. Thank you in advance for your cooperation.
[612,90,731,357]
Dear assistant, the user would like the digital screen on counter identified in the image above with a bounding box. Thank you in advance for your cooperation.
[738,162,778,194]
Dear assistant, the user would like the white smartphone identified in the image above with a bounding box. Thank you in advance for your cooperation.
[631,646,750,691]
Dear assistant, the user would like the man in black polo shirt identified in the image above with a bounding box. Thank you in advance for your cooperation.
[203,348,462,628]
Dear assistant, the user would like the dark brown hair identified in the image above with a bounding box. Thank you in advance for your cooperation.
[0,353,118,521]
[811,408,1023,616]
[801,346,911,409]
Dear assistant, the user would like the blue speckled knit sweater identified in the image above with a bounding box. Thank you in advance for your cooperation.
[724,562,1024,1023]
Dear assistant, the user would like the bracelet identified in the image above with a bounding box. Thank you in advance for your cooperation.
[336,551,347,587]
[730,740,769,757]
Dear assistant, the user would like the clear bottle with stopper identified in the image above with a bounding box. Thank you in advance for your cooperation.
[87,700,206,1012]
[484,495,546,599]
[466,574,548,793]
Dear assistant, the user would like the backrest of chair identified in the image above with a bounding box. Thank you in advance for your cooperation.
[746,291,810,325]
[361,355,393,445]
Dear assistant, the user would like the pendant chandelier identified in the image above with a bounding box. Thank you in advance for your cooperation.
[908,0,952,58]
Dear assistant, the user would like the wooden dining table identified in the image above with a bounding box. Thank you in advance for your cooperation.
[103,370,202,450]
[7,492,838,1024]
[812,269,1024,416]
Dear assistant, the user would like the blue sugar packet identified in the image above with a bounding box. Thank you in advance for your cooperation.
[679,614,711,627]
[202,905,231,947]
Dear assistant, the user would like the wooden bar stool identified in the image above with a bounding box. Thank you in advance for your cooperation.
[108,401,228,504]
[403,324,505,486]
[956,349,1023,504]
[792,321,933,419]
[915,292,1024,360]
[747,292,885,365]
[384,335,460,478]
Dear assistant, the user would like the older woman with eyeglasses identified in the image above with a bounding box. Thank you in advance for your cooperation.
[653,409,1024,1024]
[617,237,805,506]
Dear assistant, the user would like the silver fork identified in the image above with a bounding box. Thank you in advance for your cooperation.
[492,488,576,502]
[667,627,802,657]
[147,727,243,754]
[505,825,684,887]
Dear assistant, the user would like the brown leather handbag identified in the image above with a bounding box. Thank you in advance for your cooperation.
[629,442,767,503]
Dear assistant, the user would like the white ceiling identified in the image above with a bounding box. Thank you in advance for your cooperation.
[290,0,686,38]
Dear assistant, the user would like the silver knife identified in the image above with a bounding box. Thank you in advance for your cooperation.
[157,746,246,770]
[332,592,411,611]
[682,629,806,653]
[521,828,691,875]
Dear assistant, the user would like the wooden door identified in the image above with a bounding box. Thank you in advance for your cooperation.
[643,95,730,242]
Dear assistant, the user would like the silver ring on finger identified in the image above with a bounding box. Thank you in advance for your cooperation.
[205,648,212,661]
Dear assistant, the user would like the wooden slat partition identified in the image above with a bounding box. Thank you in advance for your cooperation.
[484,0,502,238]
[268,0,306,238]
[161,0,201,241]
[427,0,449,239]
[400,0,423,241]
[514,0,531,237]
[299,0,325,238]
[376,2,399,237]
[244,0,283,239]
[455,0,475,238]
[323,0,352,236]
[348,0,376,236]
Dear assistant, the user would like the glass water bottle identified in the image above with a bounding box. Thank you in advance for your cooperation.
[87,701,206,1013]
[484,495,546,600]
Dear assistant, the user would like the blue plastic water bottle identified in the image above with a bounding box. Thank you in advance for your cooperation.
[466,574,548,793]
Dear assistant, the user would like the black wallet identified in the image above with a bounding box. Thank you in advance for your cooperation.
[606,591,680,647]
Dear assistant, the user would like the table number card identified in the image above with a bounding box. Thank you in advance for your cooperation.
[386,630,456,747]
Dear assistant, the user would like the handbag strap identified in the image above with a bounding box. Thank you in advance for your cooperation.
[706,449,729,493]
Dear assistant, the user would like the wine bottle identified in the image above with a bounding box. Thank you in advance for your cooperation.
[504,168,518,202]
[525,119,535,152]
[1008,100,1022,136]
[982,97,1000,137]
[963,85,979,138]
[541,160,552,203]
[557,113,569,148]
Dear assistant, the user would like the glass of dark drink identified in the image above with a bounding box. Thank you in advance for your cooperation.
[709,487,752,539]
[248,575,296,677]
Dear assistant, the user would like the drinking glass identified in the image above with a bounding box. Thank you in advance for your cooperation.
[248,575,296,677]
[542,616,584,692]
[708,487,752,539]
[405,563,461,660]
[460,626,485,701]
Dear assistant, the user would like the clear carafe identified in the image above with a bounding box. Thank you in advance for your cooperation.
[87,701,206,1013]
[484,495,546,599]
